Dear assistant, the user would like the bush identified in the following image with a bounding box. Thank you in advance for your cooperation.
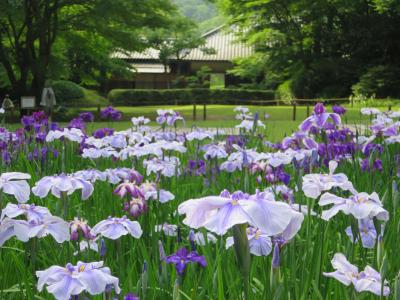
[352,65,400,98]
[108,88,275,106]
[52,80,85,106]
[275,80,294,104]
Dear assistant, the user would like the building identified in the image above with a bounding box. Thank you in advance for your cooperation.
[110,26,253,90]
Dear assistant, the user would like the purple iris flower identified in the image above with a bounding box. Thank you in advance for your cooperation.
[50,122,61,131]
[36,261,121,300]
[332,105,346,115]
[2,150,11,165]
[93,127,114,138]
[299,103,341,132]
[79,112,94,122]
[68,117,86,131]
[165,248,206,275]
[70,218,93,241]
[114,181,144,199]
[124,293,140,300]
[100,106,122,121]
[123,197,148,218]
[21,115,35,130]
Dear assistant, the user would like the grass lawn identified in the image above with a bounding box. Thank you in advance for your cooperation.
[3,104,396,141]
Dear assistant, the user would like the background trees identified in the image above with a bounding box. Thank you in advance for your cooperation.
[218,0,400,98]
[0,0,175,99]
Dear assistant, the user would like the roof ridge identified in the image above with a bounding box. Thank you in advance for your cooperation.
[201,24,226,38]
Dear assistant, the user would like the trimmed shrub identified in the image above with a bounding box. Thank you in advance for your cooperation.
[52,80,85,106]
[275,80,294,104]
[108,88,275,106]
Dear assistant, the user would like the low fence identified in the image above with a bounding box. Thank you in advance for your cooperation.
[90,97,392,121]
[186,98,353,121]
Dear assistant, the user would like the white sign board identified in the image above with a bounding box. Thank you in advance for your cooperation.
[21,96,35,109]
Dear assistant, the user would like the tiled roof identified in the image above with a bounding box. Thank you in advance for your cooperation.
[112,26,253,62]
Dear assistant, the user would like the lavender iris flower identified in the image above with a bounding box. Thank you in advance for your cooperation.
[302,160,354,199]
[156,109,184,126]
[226,227,272,256]
[155,223,178,236]
[73,169,107,183]
[165,248,206,275]
[345,218,377,248]
[299,103,341,132]
[0,203,50,222]
[191,231,217,246]
[46,128,85,143]
[202,143,228,160]
[131,116,150,126]
[36,261,120,300]
[323,253,390,296]
[225,206,303,256]
[0,215,70,246]
[178,189,297,236]
[0,172,31,203]
[139,181,175,203]
[186,129,215,141]
[319,190,389,221]
[104,168,140,184]
[32,174,94,200]
[143,156,180,177]
[234,106,252,120]
[235,119,265,132]
[90,216,142,240]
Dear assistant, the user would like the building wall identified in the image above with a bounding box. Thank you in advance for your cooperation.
[109,61,238,90]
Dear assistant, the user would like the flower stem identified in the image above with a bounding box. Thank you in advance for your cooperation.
[233,224,251,300]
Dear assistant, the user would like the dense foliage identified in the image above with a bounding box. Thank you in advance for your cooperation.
[218,0,400,98]
[0,0,176,99]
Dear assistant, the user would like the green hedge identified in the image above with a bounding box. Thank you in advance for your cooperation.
[108,88,275,106]
[52,80,85,106]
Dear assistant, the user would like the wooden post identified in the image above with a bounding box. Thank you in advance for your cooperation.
[306,104,310,117]
[193,102,197,121]
[203,103,207,121]
[292,101,297,121]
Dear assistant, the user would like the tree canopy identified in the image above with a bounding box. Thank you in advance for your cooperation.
[0,0,176,98]
[218,0,400,98]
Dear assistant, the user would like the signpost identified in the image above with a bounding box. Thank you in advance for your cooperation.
[21,96,36,110]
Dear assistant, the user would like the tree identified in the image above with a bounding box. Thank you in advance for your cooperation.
[0,0,175,99]
[149,17,209,76]
[217,0,400,98]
